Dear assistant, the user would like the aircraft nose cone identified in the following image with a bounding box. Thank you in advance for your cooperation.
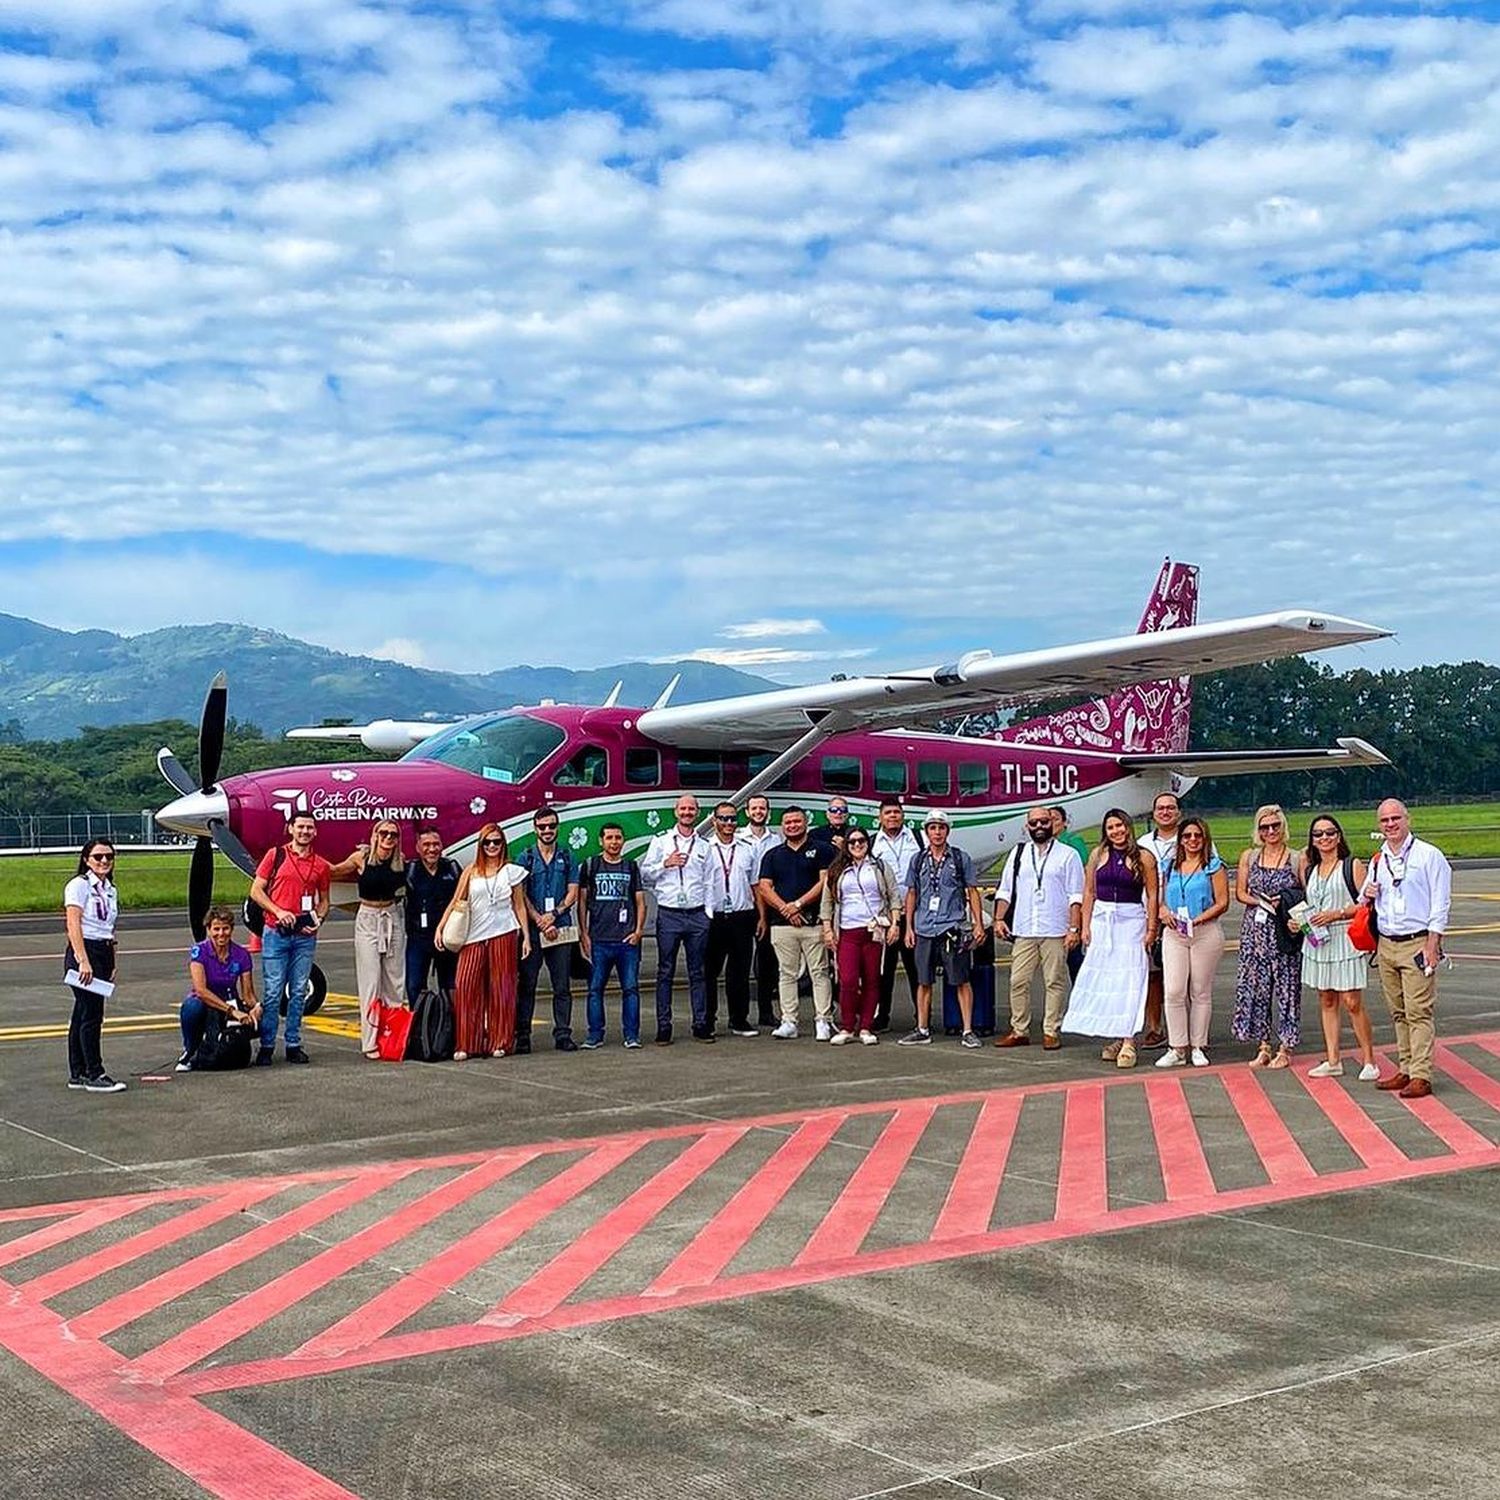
[156,787,229,838]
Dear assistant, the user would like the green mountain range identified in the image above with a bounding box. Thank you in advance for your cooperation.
[0,613,779,740]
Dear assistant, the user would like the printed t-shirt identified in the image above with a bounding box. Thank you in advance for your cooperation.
[581,857,643,944]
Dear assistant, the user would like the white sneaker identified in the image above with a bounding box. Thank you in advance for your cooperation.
[830,1029,853,1046]
[1358,1062,1381,1082]
[1155,1050,1186,1069]
[859,1030,879,1045]
[1308,1059,1345,1078]
[1190,1048,1211,1068]
[815,1019,833,1042]
[772,1021,799,1039]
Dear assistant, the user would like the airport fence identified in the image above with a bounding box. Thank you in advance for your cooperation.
[0,811,185,853]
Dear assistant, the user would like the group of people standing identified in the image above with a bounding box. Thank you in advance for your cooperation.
[61,793,1452,1097]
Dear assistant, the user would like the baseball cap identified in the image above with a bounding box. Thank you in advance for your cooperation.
[922,809,952,828]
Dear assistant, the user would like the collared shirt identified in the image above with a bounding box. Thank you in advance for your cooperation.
[519,845,578,930]
[641,828,715,909]
[809,820,850,853]
[1138,829,1178,871]
[64,873,117,942]
[872,826,921,892]
[736,825,783,880]
[758,839,834,925]
[837,861,886,928]
[405,857,462,939]
[187,940,253,1003]
[704,835,758,915]
[997,840,1084,938]
[1367,836,1452,935]
[905,846,977,937]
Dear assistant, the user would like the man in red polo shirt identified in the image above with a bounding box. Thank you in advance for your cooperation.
[249,812,332,1066]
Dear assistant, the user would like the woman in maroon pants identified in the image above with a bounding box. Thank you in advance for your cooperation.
[820,830,901,1045]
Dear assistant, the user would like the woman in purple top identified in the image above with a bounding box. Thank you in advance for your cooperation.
[1062,809,1159,1067]
[178,905,261,1070]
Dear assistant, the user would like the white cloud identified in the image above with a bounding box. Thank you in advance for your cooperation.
[656,646,877,668]
[719,618,826,639]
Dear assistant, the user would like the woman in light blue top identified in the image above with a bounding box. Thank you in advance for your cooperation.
[1155,816,1230,1068]
[1297,815,1378,1081]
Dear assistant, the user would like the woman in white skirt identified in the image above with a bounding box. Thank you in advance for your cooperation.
[1063,809,1159,1068]
[1298,814,1378,1080]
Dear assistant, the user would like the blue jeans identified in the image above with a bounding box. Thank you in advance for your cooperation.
[586,940,641,1045]
[655,906,710,1039]
[180,995,210,1055]
[260,927,317,1050]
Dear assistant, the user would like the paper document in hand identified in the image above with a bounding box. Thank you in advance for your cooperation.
[64,970,115,998]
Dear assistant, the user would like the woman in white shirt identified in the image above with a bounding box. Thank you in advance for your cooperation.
[62,839,126,1093]
[819,830,901,1045]
[438,824,530,1060]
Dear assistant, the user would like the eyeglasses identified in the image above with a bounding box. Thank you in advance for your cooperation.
[1257,823,1283,834]
[828,807,848,816]
[481,838,505,848]
[89,852,115,862]
[535,825,558,834]
[1025,820,1052,831]
[1311,829,1338,839]
[714,814,736,822]
[1180,831,1204,840]
[846,837,869,846]
[375,830,399,840]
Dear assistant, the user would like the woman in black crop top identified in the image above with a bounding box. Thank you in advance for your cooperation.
[346,820,408,1056]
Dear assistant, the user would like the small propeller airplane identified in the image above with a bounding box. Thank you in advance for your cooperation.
[155,560,1392,1007]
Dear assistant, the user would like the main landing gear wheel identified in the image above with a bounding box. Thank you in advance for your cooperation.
[279,962,328,1017]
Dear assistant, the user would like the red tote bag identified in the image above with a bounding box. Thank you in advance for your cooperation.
[370,999,414,1062]
[1348,853,1380,954]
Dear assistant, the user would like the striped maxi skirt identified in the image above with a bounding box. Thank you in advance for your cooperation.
[453,932,519,1056]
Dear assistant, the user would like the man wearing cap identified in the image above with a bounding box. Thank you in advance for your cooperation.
[898,810,985,1048]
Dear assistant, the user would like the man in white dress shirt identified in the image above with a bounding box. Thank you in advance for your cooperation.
[993,807,1084,1050]
[1364,799,1452,1099]
[705,801,761,1037]
[871,798,921,1032]
[641,794,716,1045]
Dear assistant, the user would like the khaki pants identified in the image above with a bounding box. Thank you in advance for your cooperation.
[770,926,833,1026]
[1161,920,1224,1050]
[1009,936,1068,1037]
[1377,934,1437,1081]
[354,904,407,1052]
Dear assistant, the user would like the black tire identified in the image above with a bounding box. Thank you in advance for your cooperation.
[279,963,328,1017]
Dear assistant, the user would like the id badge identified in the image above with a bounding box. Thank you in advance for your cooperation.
[1255,907,1269,925]
[928,895,941,913]
[301,894,314,913]
[544,897,556,913]
[620,904,630,926]
[420,911,429,930]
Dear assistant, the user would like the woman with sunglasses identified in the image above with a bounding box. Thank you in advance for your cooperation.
[819,829,901,1044]
[343,820,409,1058]
[1298,815,1378,1080]
[437,824,530,1060]
[1232,805,1302,1068]
[1154,816,1229,1068]
[62,839,126,1092]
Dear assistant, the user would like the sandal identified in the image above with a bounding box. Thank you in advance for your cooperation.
[1116,1040,1138,1069]
[1139,1030,1167,1049]
[1249,1044,1273,1069]
[1268,1047,1292,1070]
[1101,1041,1122,1062]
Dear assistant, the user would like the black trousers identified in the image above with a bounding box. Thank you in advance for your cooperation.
[877,915,920,1028]
[65,938,115,1081]
[753,930,780,1025]
[705,910,757,1030]
[517,933,575,1046]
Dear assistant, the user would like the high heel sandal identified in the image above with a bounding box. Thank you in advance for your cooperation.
[1249,1044,1273,1069]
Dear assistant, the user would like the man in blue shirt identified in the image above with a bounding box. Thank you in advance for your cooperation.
[899,809,985,1049]
[516,808,580,1052]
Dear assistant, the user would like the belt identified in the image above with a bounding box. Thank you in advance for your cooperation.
[1384,928,1430,940]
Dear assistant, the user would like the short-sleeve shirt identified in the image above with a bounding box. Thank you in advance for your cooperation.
[405,858,461,938]
[466,864,527,943]
[64,873,117,942]
[518,846,578,931]
[255,846,332,917]
[905,847,977,937]
[580,856,643,944]
[1165,857,1225,921]
[758,840,834,925]
[188,940,253,1002]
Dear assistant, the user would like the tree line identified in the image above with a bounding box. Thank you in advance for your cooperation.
[2,657,1497,817]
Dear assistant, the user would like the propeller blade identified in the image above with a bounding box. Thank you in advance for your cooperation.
[208,818,258,878]
[188,835,215,941]
[198,670,228,791]
[155,746,196,796]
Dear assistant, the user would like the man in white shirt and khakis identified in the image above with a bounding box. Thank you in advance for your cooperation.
[993,807,1084,1050]
[1364,799,1452,1099]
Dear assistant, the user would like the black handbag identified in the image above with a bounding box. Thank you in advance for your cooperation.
[1272,887,1307,957]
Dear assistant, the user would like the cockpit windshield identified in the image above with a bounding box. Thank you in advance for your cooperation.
[402,714,566,783]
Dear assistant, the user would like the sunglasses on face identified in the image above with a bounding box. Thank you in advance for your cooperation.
[89,852,115,861]
[714,814,736,822]
[1258,823,1283,834]
[1181,831,1204,840]
[481,838,505,848]
[1312,829,1338,839]
[375,830,399,839]
[846,837,868,846]
[1025,820,1052,831]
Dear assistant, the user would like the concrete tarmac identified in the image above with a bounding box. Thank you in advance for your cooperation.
[1,879,1498,1499]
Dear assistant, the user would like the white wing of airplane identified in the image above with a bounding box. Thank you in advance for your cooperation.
[1117,736,1391,777]
[635,611,1390,749]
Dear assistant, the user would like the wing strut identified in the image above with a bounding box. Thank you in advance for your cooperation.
[693,715,852,834]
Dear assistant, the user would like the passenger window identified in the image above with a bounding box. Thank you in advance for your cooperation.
[625,749,660,786]
[957,762,990,798]
[874,758,907,794]
[677,751,724,790]
[820,755,861,793]
[916,760,950,797]
[748,753,793,791]
[553,745,608,788]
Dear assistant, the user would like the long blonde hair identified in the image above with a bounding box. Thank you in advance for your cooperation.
[367,820,405,874]
[1251,804,1287,849]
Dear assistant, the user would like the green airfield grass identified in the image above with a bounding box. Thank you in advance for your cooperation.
[3,801,1498,914]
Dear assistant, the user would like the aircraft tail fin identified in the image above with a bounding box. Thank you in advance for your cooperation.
[998,559,1199,755]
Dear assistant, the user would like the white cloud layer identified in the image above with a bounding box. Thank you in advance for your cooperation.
[2,0,1499,681]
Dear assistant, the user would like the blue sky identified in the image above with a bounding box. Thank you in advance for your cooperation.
[2,0,1498,685]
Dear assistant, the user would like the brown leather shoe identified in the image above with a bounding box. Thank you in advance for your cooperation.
[1375,1071,1410,1091]
[995,1031,1031,1048]
[1043,1033,1061,1051]
[1398,1077,1432,1099]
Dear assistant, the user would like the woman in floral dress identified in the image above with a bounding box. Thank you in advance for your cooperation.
[1231,804,1302,1067]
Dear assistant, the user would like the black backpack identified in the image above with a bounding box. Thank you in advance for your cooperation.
[191,1015,254,1071]
[405,988,456,1063]
[242,846,286,938]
